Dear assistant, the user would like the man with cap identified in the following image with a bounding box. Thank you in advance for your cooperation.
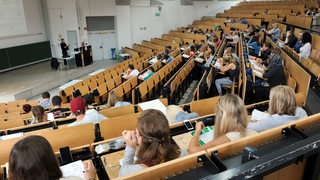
[68,97,107,127]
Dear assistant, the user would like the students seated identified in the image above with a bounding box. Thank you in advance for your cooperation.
[138,67,155,81]
[212,36,221,47]
[252,48,285,102]
[21,104,32,114]
[68,97,107,127]
[83,94,99,114]
[247,35,261,56]
[38,91,51,110]
[149,53,162,64]
[201,45,216,67]
[162,54,174,64]
[226,28,239,47]
[214,56,239,96]
[248,85,308,132]
[119,109,180,176]
[166,105,199,124]
[244,25,255,40]
[49,96,70,118]
[299,31,312,61]
[250,42,272,62]
[107,91,131,108]
[188,94,257,153]
[216,47,239,63]
[266,22,280,41]
[123,64,139,80]
[277,29,298,48]
[30,105,48,124]
[9,135,96,180]
[293,31,303,53]
[189,45,196,58]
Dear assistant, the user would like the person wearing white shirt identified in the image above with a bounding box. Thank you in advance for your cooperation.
[188,94,257,154]
[68,97,107,127]
[248,85,307,132]
[123,64,139,80]
[299,31,312,61]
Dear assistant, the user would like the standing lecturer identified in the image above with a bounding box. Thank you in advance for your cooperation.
[60,38,69,57]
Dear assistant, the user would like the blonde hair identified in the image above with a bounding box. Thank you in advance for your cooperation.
[214,94,248,138]
[272,22,278,28]
[269,85,296,115]
[166,105,184,123]
[107,91,121,108]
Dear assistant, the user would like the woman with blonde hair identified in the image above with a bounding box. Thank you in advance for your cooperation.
[107,91,131,108]
[188,94,257,153]
[248,85,307,132]
[119,109,180,176]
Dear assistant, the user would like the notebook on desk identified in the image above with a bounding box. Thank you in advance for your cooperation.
[190,126,214,146]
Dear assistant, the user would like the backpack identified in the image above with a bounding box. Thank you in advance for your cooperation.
[51,58,59,71]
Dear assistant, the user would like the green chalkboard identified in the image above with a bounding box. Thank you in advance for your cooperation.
[0,41,51,71]
[0,49,9,70]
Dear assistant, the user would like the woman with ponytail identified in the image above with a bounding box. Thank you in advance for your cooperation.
[188,94,257,153]
[119,109,180,176]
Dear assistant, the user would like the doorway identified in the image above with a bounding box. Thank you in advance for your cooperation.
[67,30,78,54]
[86,16,118,61]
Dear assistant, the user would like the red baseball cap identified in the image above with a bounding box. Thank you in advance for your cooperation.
[70,98,85,113]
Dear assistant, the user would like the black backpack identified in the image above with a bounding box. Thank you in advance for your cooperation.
[51,58,59,71]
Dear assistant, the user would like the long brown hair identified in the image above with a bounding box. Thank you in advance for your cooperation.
[9,135,62,180]
[136,109,180,166]
[32,105,46,123]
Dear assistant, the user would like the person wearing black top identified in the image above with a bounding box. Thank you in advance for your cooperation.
[49,96,70,118]
[60,38,69,57]
[259,42,272,62]
[254,48,285,102]
[285,30,298,48]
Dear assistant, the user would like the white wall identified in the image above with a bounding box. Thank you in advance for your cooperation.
[150,6,164,39]
[0,0,47,49]
[180,5,194,27]
[116,6,132,49]
[193,0,241,20]
[2,0,241,56]
[162,0,181,33]
[46,0,79,58]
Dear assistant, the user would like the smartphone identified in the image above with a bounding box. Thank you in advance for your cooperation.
[59,146,73,165]
[184,120,194,130]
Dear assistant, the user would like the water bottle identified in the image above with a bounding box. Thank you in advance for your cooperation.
[109,138,126,149]
[95,143,110,154]
[95,138,126,154]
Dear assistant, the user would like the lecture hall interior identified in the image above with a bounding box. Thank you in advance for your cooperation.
[1,0,320,179]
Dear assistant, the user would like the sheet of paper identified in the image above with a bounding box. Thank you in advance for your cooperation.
[149,57,157,64]
[251,62,264,71]
[172,133,193,151]
[138,99,167,116]
[0,132,23,141]
[60,160,84,179]
[182,54,190,58]
[47,113,55,121]
[214,62,222,68]
[253,69,263,78]
[195,57,204,63]
[251,109,270,121]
